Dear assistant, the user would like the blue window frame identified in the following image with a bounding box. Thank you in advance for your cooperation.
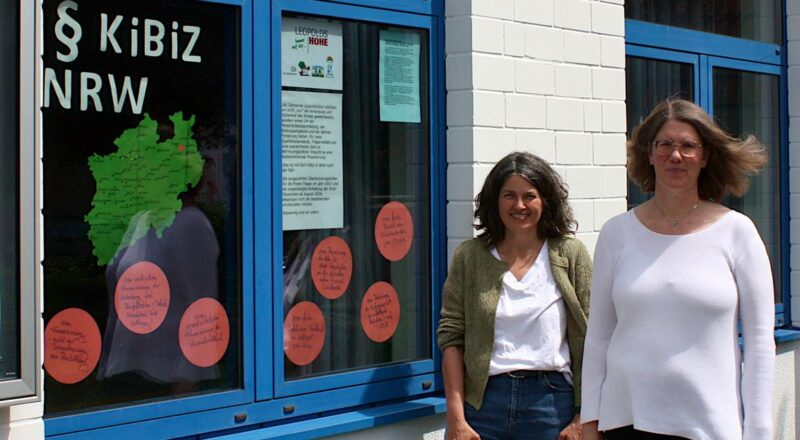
[45,0,445,438]
[625,17,790,325]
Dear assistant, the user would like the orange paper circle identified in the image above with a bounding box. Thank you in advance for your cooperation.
[374,201,413,261]
[360,282,401,343]
[115,261,170,334]
[311,236,353,300]
[283,301,326,366]
[44,308,102,384]
[179,298,230,368]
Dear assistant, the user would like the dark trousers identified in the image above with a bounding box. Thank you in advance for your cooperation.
[604,425,689,440]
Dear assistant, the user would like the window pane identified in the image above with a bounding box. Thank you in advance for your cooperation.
[626,56,694,208]
[42,0,242,414]
[0,0,20,382]
[626,0,782,44]
[713,68,781,304]
[281,15,431,380]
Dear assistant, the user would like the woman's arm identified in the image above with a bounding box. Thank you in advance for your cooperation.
[443,346,480,440]
[581,420,602,440]
[734,220,775,440]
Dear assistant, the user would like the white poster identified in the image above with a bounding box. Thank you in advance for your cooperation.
[281,17,343,91]
[379,30,421,123]
[282,91,343,231]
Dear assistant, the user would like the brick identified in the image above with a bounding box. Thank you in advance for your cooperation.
[473,54,515,91]
[473,91,506,127]
[473,0,514,19]
[575,232,598,257]
[602,166,628,197]
[554,0,591,32]
[446,128,474,163]
[593,133,626,165]
[789,0,800,16]
[787,40,800,66]
[555,65,592,98]
[789,16,800,41]
[792,194,800,219]
[524,25,564,62]
[602,100,627,133]
[584,101,602,132]
[571,199,594,232]
[790,118,800,143]
[506,94,547,128]
[547,97,584,131]
[792,219,800,243]
[445,17,471,54]
[556,132,593,164]
[564,31,601,65]
[515,60,555,94]
[514,0,554,26]
[446,54,472,90]
[790,68,800,116]
[445,0,471,17]
[592,68,626,100]
[790,142,800,167]
[565,167,602,198]
[448,163,491,200]
[505,22,525,57]
[601,35,625,68]
[792,245,800,271]
[448,201,477,237]
[472,17,504,54]
[790,168,800,193]
[473,128,517,161]
[594,198,627,230]
[516,130,557,162]
[591,2,625,36]
[446,90,473,127]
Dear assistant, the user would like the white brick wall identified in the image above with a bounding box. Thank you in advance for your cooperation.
[446,0,627,259]
[789,0,800,327]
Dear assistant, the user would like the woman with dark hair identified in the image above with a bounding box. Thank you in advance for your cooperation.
[581,99,774,440]
[438,151,591,440]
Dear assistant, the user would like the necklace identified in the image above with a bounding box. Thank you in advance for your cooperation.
[652,199,700,227]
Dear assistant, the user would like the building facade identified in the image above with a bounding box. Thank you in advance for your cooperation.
[0,0,799,438]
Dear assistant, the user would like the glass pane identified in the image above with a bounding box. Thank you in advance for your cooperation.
[0,0,20,382]
[626,0,782,44]
[713,68,781,304]
[42,0,242,414]
[626,56,694,209]
[281,15,431,380]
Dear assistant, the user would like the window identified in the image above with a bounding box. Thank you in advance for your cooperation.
[0,0,39,405]
[41,0,444,437]
[625,8,787,323]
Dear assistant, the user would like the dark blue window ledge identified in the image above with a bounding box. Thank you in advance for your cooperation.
[207,396,446,439]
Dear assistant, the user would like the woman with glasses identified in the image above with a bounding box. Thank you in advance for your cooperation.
[581,99,774,440]
[438,152,591,440]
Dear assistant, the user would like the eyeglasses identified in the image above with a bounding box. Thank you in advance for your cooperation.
[652,139,702,158]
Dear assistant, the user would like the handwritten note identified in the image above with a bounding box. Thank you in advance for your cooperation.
[115,261,170,334]
[374,201,413,261]
[283,301,326,366]
[179,298,230,368]
[360,282,400,343]
[311,236,352,300]
[44,308,102,384]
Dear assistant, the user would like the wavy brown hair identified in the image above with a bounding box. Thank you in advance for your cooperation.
[628,98,767,200]
[474,152,576,246]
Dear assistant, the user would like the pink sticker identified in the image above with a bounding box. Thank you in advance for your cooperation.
[283,301,326,366]
[115,261,170,334]
[179,298,230,368]
[374,201,413,261]
[44,308,102,384]
[311,236,353,300]
[360,282,400,343]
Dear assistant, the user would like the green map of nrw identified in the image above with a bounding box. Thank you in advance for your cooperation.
[85,112,204,266]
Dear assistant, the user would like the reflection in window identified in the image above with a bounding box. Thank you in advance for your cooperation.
[626,0,782,44]
[0,0,20,382]
[626,56,694,208]
[713,68,781,304]
[281,15,431,380]
[42,0,241,415]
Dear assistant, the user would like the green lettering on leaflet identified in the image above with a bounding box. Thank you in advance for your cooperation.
[85,112,204,266]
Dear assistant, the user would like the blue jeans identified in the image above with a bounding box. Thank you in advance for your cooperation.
[464,371,575,440]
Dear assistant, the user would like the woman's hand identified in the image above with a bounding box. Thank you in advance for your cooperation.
[446,418,481,440]
[558,414,582,440]
[581,421,602,440]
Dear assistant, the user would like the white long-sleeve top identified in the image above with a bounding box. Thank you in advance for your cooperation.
[581,209,775,440]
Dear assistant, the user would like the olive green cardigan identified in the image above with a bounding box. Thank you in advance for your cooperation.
[437,237,592,410]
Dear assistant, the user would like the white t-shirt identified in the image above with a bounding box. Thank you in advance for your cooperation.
[581,209,775,440]
[488,242,572,378]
